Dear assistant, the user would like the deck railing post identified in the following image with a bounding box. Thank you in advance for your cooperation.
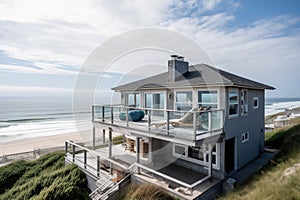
[97,155,100,177]
[147,110,151,131]
[72,144,75,163]
[84,150,87,169]
[193,112,197,138]
[102,129,106,144]
[126,107,129,127]
[166,110,170,135]
[208,111,212,132]
[65,141,68,154]
[92,105,95,121]
[92,127,96,150]
[111,107,114,124]
[102,106,105,122]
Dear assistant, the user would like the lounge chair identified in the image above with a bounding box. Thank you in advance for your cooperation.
[152,106,211,128]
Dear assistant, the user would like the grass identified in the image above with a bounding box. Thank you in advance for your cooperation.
[0,152,90,200]
[219,123,300,200]
[120,183,176,200]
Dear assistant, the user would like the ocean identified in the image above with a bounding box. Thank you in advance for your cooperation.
[0,96,300,143]
[0,96,91,143]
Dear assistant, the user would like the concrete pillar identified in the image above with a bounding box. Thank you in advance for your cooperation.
[136,137,140,174]
[92,127,96,150]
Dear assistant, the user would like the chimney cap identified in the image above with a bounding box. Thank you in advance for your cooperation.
[170,55,178,60]
[177,56,184,61]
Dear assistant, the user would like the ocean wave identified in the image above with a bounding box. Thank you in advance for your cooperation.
[0,120,91,143]
[265,101,300,116]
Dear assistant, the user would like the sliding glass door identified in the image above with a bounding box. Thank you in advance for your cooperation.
[144,92,165,116]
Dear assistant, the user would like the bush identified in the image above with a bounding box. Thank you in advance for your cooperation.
[0,152,90,200]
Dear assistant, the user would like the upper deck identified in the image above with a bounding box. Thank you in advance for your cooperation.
[92,105,224,146]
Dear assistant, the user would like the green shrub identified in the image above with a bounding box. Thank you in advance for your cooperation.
[0,160,29,194]
[122,184,175,200]
[0,152,89,200]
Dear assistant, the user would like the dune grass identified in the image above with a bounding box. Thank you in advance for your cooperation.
[0,152,90,200]
[120,183,175,200]
[219,124,300,200]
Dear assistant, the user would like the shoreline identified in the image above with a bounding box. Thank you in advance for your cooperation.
[0,130,92,155]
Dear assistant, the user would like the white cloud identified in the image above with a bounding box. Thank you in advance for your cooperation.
[0,0,299,96]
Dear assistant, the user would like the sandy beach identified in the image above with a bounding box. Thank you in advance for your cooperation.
[0,130,92,155]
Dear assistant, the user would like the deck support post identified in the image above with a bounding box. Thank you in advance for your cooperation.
[208,143,213,182]
[102,129,106,144]
[84,150,87,169]
[97,155,100,177]
[136,137,140,174]
[65,141,68,154]
[72,144,75,162]
[148,138,152,162]
[92,127,96,150]
[109,127,113,175]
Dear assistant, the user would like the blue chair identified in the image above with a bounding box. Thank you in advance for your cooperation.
[119,110,145,122]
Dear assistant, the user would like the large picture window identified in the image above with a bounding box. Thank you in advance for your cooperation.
[229,89,239,117]
[175,91,193,111]
[198,90,218,108]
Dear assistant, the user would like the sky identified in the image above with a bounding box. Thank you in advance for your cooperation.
[0,0,300,99]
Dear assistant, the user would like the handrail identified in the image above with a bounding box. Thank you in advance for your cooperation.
[93,104,224,113]
[66,140,130,171]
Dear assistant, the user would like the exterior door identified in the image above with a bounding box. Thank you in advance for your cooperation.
[225,137,235,173]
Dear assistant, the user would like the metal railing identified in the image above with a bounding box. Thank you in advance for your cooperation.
[92,105,224,141]
[65,140,212,197]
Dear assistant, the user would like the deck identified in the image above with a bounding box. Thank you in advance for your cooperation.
[65,141,220,199]
[92,105,224,144]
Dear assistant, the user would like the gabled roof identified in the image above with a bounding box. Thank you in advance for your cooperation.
[112,64,275,91]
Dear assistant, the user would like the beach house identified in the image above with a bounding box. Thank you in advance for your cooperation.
[65,55,274,199]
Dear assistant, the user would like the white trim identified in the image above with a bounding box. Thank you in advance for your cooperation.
[228,88,239,118]
[253,97,259,109]
[242,132,249,143]
[240,89,248,116]
[196,88,220,109]
[172,143,220,170]
[174,90,193,111]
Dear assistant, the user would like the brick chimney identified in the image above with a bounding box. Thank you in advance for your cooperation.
[168,55,189,82]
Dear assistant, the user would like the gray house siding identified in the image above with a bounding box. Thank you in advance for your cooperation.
[224,88,265,170]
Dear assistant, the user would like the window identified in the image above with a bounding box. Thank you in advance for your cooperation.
[229,89,239,117]
[173,143,220,169]
[175,91,193,111]
[144,93,165,116]
[174,144,186,156]
[126,93,141,107]
[253,97,259,109]
[242,132,249,143]
[198,90,218,108]
[240,89,248,115]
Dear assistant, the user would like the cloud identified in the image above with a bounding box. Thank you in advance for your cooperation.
[0,0,299,96]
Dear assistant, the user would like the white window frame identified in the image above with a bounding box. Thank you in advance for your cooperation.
[228,88,239,118]
[143,91,166,109]
[253,97,259,109]
[242,132,249,143]
[240,89,248,115]
[172,143,220,169]
[174,90,193,111]
[125,92,141,107]
[197,89,219,109]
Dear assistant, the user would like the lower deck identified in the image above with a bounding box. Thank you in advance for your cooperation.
[65,140,221,199]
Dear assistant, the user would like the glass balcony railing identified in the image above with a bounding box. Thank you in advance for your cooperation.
[92,105,224,141]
